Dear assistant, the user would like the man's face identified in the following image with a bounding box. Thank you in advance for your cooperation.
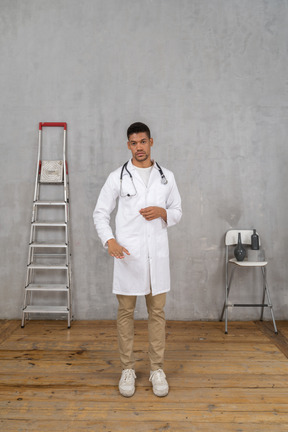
[127,132,153,164]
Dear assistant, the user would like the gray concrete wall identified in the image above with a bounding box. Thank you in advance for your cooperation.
[1,0,288,321]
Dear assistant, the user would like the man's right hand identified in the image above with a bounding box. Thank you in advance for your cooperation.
[107,238,130,259]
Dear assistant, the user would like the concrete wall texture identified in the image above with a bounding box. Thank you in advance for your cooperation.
[1,0,288,321]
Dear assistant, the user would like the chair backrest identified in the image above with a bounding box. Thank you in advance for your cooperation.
[225,229,261,246]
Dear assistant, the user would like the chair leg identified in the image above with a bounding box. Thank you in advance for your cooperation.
[260,268,266,321]
[261,267,278,334]
[220,267,235,334]
[220,301,226,322]
[269,305,278,334]
[220,267,235,320]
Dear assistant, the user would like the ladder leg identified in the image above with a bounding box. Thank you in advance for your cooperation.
[68,303,71,329]
[224,305,228,334]
[65,225,68,249]
[21,288,28,328]
[21,312,25,328]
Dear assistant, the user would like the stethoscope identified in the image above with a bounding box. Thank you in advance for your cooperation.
[120,161,168,197]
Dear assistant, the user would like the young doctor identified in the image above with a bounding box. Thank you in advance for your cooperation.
[93,122,182,397]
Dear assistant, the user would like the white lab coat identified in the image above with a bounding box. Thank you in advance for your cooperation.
[93,160,182,296]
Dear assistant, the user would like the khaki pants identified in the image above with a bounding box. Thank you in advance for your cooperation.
[116,292,166,371]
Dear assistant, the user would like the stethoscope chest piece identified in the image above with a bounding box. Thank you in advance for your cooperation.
[161,177,168,185]
[155,162,168,185]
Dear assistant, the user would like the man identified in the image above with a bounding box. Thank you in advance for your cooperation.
[93,122,182,397]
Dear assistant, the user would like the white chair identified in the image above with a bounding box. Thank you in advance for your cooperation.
[220,229,278,334]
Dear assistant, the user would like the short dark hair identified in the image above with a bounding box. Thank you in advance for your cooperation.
[127,122,151,139]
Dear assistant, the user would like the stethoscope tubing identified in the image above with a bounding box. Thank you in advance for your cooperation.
[120,160,168,197]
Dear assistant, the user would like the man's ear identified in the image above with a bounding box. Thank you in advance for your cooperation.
[127,141,131,150]
[150,138,154,147]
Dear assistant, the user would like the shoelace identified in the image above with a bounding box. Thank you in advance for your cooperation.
[149,369,166,382]
[122,369,136,382]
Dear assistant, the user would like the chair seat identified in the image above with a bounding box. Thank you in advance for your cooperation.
[229,257,268,267]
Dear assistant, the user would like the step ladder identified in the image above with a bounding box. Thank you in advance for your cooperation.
[22,122,72,328]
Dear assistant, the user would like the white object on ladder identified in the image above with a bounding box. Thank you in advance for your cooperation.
[22,122,72,328]
[40,160,64,183]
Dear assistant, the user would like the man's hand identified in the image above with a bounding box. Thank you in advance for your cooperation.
[139,206,167,222]
[107,238,130,259]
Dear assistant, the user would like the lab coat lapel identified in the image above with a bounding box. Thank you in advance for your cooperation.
[147,162,159,189]
[127,159,146,188]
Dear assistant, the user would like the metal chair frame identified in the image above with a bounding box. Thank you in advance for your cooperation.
[220,229,278,334]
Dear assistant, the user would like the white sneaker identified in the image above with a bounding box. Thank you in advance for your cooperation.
[119,369,136,397]
[149,369,169,397]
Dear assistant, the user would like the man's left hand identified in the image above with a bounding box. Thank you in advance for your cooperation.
[139,206,167,222]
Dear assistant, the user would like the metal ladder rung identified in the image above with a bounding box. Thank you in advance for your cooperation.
[33,201,67,206]
[29,242,68,248]
[32,255,67,259]
[28,263,68,270]
[23,306,69,314]
[25,284,68,292]
[39,181,64,185]
[32,222,67,227]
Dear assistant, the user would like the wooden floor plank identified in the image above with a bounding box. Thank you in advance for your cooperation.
[1,407,288,422]
[0,347,284,360]
[0,333,279,350]
[1,359,288,375]
[1,386,288,403]
[2,399,288,414]
[0,382,288,405]
[1,420,288,432]
[0,375,287,389]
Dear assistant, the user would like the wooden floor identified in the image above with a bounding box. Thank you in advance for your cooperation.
[0,320,288,431]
